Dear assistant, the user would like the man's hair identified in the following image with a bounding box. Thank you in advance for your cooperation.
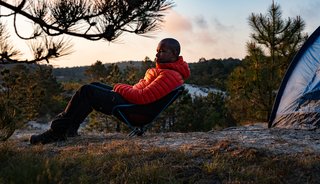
[161,38,181,56]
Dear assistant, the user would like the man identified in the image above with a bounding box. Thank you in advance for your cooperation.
[30,38,190,144]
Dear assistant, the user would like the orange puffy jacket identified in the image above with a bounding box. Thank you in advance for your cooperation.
[113,56,190,104]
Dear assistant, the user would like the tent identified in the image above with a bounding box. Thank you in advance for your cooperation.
[269,26,320,130]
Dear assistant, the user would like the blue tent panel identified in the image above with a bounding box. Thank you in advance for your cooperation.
[269,26,320,129]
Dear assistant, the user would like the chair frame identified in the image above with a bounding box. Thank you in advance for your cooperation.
[112,86,184,136]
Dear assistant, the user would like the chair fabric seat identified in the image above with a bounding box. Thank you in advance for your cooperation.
[112,86,184,135]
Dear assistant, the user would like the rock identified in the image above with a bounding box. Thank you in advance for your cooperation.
[6,123,320,155]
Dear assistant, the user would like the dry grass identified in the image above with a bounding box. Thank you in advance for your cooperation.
[0,133,320,184]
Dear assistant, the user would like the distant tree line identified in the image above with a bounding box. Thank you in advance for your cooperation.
[186,58,241,90]
[53,58,241,90]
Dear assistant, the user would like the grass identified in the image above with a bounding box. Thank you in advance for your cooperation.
[0,136,320,184]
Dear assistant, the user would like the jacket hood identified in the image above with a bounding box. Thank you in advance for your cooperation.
[156,56,190,80]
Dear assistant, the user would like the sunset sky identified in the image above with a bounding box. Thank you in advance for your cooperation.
[4,0,320,67]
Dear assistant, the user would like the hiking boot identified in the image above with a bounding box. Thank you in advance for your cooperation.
[29,129,67,145]
[67,124,80,137]
[66,129,79,137]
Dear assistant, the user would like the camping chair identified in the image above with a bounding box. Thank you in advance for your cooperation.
[112,85,185,137]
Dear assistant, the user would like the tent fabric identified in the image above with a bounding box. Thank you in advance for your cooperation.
[269,26,320,130]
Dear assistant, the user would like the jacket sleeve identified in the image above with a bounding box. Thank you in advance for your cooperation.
[113,69,183,104]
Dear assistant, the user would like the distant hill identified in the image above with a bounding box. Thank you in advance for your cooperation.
[52,60,144,82]
[52,58,242,89]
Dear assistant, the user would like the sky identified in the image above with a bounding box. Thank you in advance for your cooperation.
[3,0,320,67]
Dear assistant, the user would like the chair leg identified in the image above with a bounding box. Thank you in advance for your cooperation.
[128,127,145,137]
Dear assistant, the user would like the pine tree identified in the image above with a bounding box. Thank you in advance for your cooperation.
[84,61,108,82]
[0,64,64,140]
[0,0,174,64]
[227,2,307,122]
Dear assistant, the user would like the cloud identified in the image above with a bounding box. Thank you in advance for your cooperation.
[162,10,193,33]
[194,15,208,29]
[160,10,245,62]
[162,10,217,43]
[211,18,234,33]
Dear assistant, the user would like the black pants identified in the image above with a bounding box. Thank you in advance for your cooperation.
[50,82,128,134]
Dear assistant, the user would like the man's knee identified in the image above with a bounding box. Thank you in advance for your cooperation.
[89,82,113,90]
[79,84,112,101]
[90,82,101,86]
[78,84,94,98]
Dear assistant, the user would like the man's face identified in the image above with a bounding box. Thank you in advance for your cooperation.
[155,42,177,63]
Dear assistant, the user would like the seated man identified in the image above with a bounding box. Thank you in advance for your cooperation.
[30,38,190,144]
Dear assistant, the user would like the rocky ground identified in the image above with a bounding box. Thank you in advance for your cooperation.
[8,123,320,155]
